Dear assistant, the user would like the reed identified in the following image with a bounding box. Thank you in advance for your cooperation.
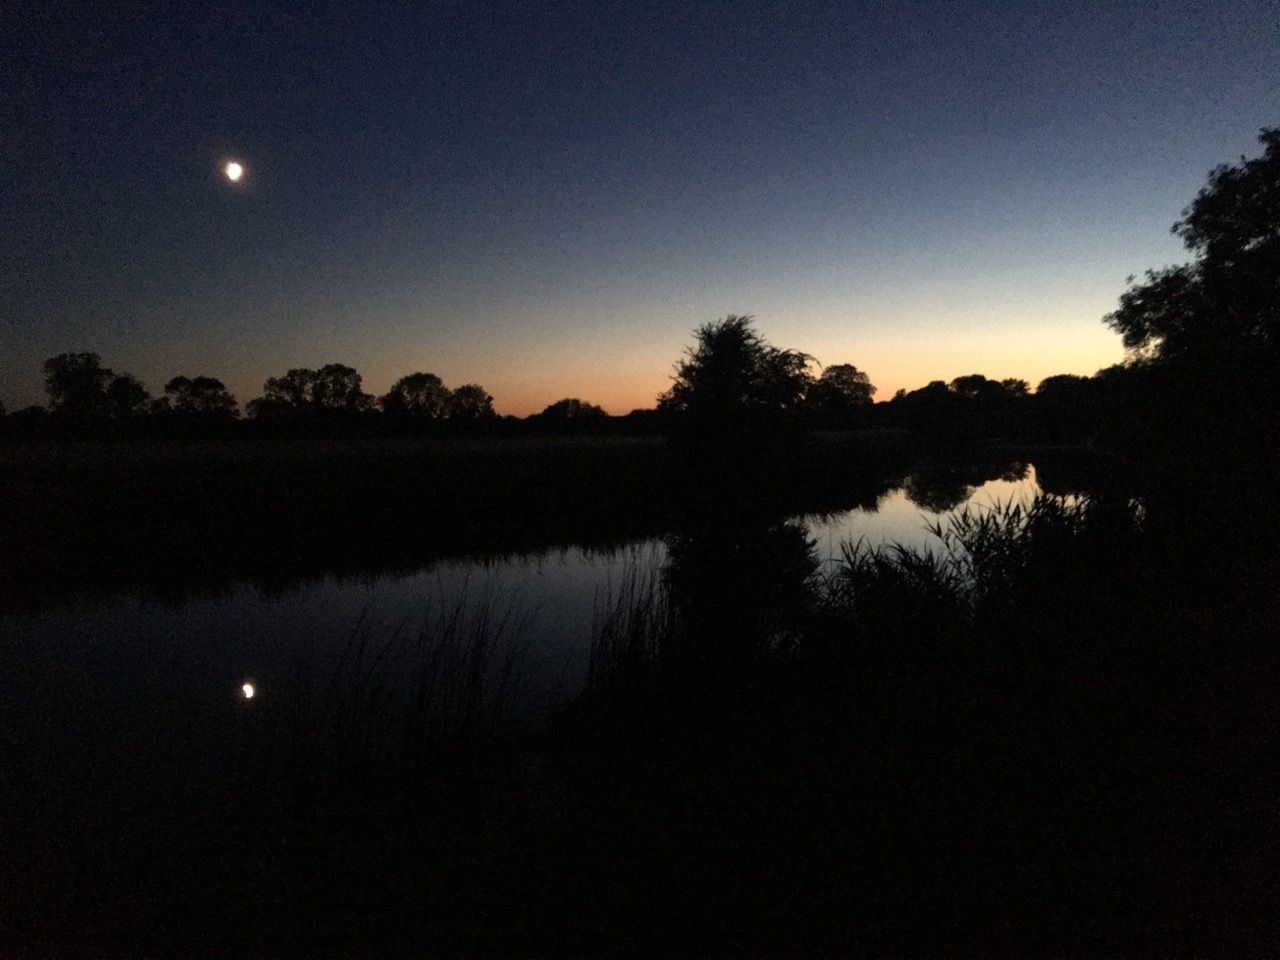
[833,493,1145,621]
[263,584,534,803]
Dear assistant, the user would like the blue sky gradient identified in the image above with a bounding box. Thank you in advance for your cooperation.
[3,1,1277,413]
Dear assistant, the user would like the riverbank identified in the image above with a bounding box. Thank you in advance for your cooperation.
[1,429,1068,610]
[4,477,1273,957]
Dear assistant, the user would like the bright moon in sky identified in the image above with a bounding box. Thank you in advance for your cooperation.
[225,161,243,182]
[241,682,255,699]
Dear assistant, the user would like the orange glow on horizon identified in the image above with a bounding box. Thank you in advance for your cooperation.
[94,313,1127,420]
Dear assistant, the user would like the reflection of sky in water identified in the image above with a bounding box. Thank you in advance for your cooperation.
[0,470,1042,748]
[808,466,1042,565]
[0,543,670,757]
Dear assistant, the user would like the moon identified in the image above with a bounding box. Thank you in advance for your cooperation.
[225,161,244,183]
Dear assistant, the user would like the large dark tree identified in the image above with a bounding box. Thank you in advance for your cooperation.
[531,398,609,434]
[164,376,239,418]
[885,379,956,431]
[311,364,373,411]
[1106,127,1280,361]
[1035,374,1094,405]
[948,374,1004,401]
[446,384,495,420]
[104,374,151,420]
[808,363,876,413]
[252,368,315,414]
[381,372,450,419]
[42,352,114,419]
[538,398,607,421]
[659,315,814,432]
[248,364,372,418]
[42,352,154,426]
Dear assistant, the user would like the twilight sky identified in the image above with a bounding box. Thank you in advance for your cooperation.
[3,1,1277,415]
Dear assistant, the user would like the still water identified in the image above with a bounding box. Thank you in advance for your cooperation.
[2,467,1041,725]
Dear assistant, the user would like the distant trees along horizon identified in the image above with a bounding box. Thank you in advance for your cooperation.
[244,365,498,421]
[26,341,1019,430]
[535,398,609,423]
[810,364,878,411]
[164,376,239,417]
[27,354,500,427]
[248,364,375,418]
[381,372,450,419]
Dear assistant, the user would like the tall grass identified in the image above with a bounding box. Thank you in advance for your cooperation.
[833,493,1145,622]
[270,584,534,794]
[587,549,672,692]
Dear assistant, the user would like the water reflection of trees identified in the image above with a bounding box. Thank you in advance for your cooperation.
[2,446,1122,616]
[1030,449,1126,498]
[901,459,1029,513]
[663,516,818,665]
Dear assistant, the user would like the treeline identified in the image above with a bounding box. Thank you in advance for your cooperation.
[0,354,663,439]
[0,341,1267,450]
[876,364,1173,446]
[0,346,1152,444]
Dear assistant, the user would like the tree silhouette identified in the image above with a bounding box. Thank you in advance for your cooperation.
[1032,374,1101,443]
[659,315,814,444]
[1000,378,1030,398]
[41,353,156,427]
[381,372,450,419]
[1106,127,1280,361]
[248,364,372,418]
[446,384,495,420]
[164,376,238,418]
[528,398,609,435]
[249,368,315,417]
[808,363,876,417]
[886,379,958,433]
[42,352,114,420]
[949,374,1004,401]
[104,374,151,420]
[312,364,373,411]
[539,398,607,421]
[885,374,1033,438]
[1035,374,1094,405]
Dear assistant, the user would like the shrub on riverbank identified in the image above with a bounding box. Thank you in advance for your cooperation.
[555,489,1276,955]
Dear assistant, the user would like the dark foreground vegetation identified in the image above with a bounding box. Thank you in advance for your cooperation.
[4,451,1274,957]
[1,428,1072,612]
[1,130,1278,955]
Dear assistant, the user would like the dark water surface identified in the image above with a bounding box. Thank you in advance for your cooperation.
[8,444,1278,957]
[0,461,1045,887]
[1,467,1043,718]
